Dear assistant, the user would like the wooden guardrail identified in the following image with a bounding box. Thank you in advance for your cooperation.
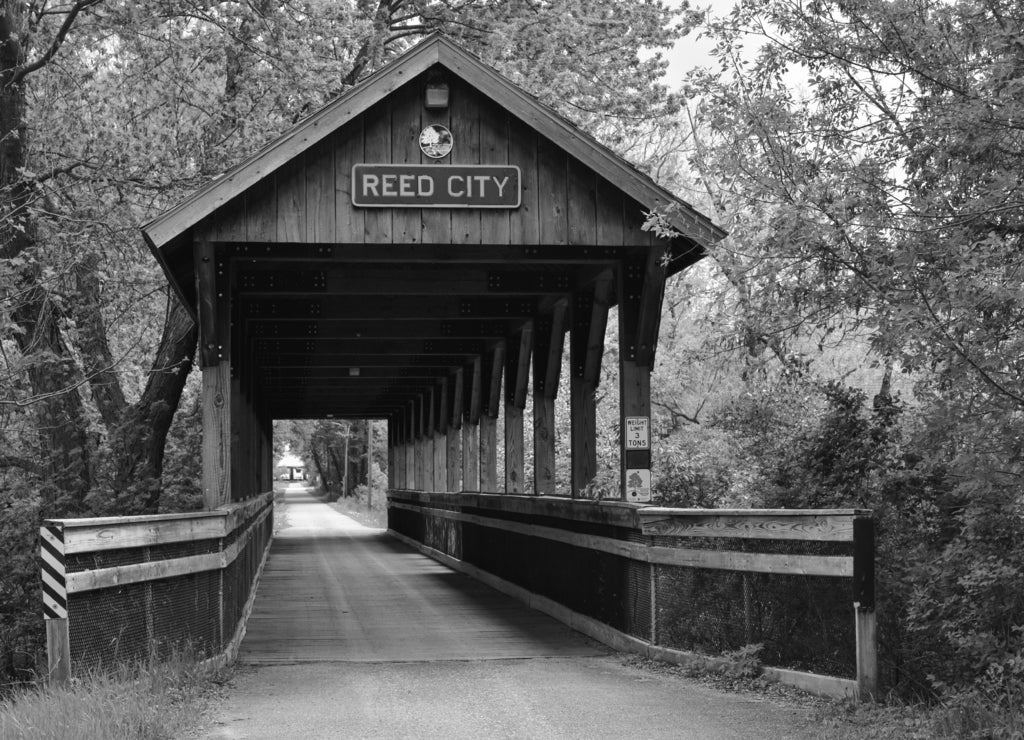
[41,492,274,683]
[387,491,876,700]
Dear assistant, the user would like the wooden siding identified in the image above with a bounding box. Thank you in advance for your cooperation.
[196,76,654,248]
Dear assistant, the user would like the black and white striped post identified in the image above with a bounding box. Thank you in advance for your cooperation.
[41,522,71,684]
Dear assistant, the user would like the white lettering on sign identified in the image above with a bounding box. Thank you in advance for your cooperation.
[625,468,652,503]
[352,165,521,208]
[625,416,650,450]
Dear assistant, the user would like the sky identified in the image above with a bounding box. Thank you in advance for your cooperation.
[662,0,736,86]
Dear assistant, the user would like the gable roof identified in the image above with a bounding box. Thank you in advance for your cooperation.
[142,33,725,311]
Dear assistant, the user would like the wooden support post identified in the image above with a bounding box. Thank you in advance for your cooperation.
[195,241,232,509]
[532,302,566,495]
[479,344,504,492]
[387,419,395,490]
[570,274,611,498]
[854,515,878,701]
[41,522,70,685]
[619,360,651,503]
[480,415,497,492]
[617,251,664,502]
[462,358,481,491]
[46,619,71,685]
[415,397,428,491]
[230,375,243,501]
[405,402,415,489]
[447,371,462,491]
[433,382,446,492]
[366,420,373,509]
[504,325,532,493]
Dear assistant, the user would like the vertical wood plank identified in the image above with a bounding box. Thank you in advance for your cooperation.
[335,118,365,243]
[405,402,416,489]
[504,327,531,495]
[479,97,510,244]
[403,442,411,489]
[199,195,246,242]
[623,195,654,247]
[433,381,447,491]
[275,156,305,242]
[533,395,556,495]
[462,421,479,491]
[363,101,392,243]
[595,176,625,247]
[245,176,277,242]
[448,371,463,491]
[422,89,453,244]
[305,138,335,243]
[569,375,596,498]
[508,119,539,245]
[479,413,498,492]
[450,80,480,245]
[567,159,596,245]
[392,85,421,244]
[46,618,71,685]
[388,436,396,490]
[538,137,568,245]
[532,303,566,496]
[446,427,460,491]
[201,362,232,508]
[480,345,504,493]
[569,275,611,497]
[854,514,877,700]
[504,405,524,493]
[856,607,878,701]
[433,432,446,492]
[463,358,481,491]
[230,375,243,501]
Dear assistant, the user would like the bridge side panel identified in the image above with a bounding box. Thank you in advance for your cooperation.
[387,493,872,699]
[43,493,273,672]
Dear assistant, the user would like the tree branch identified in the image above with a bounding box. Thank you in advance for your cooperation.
[0,455,43,477]
[9,0,103,86]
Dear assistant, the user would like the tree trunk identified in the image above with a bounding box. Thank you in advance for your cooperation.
[3,4,91,515]
[106,297,198,514]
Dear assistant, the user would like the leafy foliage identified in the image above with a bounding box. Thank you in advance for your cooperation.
[643,0,1024,712]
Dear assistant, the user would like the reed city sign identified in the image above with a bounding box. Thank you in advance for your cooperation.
[352,164,521,208]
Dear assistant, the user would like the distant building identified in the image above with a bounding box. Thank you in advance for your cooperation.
[275,452,307,481]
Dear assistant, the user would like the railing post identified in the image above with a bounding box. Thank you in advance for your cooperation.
[41,522,71,685]
[853,514,877,700]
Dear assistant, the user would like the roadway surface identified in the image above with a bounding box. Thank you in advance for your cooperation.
[203,485,820,739]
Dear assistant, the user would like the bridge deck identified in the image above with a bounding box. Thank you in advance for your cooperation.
[207,486,817,739]
[239,486,606,663]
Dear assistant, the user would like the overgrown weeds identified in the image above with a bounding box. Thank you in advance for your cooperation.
[0,652,226,740]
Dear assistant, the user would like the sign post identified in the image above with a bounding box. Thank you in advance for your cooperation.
[623,416,651,503]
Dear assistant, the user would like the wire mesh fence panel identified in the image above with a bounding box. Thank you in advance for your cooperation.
[49,493,274,672]
[151,570,221,659]
[654,565,856,678]
[68,587,150,667]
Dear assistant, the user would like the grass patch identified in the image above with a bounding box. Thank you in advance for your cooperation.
[0,652,226,740]
[818,696,1024,740]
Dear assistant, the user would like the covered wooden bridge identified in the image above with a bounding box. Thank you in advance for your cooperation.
[41,35,876,703]
[143,33,723,506]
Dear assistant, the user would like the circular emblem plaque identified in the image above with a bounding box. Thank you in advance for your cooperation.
[419,124,453,159]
